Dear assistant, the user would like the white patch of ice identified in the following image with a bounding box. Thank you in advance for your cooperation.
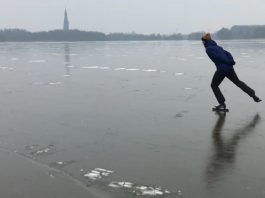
[117,182,133,188]
[48,82,62,85]
[51,53,61,56]
[184,87,193,90]
[37,148,51,154]
[84,168,114,181]
[126,68,140,71]
[108,181,133,189]
[84,172,102,180]
[94,168,114,173]
[175,72,184,76]
[141,188,164,196]
[136,186,148,190]
[10,58,18,61]
[109,182,171,196]
[177,190,183,196]
[81,66,99,69]
[64,74,71,77]
[0,67,14,71]
[177,57,187,61]
[99,67,110,70]
[48,172,55,178]
[29,60,46,63]
[142,69,157,72]
[195,57,205,60]
[108,183,121,188]
[32,144,55,155]
[32,82,45,85]
[114,68,126,70]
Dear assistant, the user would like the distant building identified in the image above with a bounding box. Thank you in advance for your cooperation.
[63,9,69,31]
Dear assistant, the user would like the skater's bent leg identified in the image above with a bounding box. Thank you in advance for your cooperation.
[211,71,226,104]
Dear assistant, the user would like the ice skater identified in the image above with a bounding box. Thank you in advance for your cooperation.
[201,33,261,111]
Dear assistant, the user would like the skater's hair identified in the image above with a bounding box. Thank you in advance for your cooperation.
[201,33,211,41]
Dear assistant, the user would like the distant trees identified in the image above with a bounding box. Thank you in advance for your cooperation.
[1,25,265,42]
[187,32,204,40]
[0,29,31,41]
[215,25,265,40]
[0,29,106,41]
[0,29,184,41]
[107,32,183,41]
[215,28,232,40]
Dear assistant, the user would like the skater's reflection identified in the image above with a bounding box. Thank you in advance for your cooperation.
[206,112,260,187]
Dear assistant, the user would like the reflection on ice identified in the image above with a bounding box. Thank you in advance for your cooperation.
[206,113,261,187]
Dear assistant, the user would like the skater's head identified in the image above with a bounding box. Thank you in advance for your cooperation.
[201,32,211,42]
[201,32,216,47]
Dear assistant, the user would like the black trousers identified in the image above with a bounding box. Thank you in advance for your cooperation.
[211,69,255,104]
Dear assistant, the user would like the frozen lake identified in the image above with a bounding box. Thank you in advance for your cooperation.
[0,40,264,197]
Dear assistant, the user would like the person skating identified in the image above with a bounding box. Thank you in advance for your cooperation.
[201,33,261,111]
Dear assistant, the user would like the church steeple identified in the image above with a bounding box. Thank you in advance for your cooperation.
[63,9,69,31]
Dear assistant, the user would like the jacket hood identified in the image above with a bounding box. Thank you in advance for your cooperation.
[203,39,217,48]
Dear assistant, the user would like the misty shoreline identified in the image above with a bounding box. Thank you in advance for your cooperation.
[1,25,265,42]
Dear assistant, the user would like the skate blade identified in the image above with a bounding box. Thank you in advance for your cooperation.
[212,108,229,112]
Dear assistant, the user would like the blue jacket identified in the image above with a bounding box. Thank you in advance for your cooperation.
[204,39,235,71]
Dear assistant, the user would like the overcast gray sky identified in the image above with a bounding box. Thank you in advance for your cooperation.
[1,0,265,34]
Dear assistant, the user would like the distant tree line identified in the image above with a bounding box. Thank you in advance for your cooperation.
[1,25,265,42]
[0,29,106,41]
[0,29,184,42]
[215,25,265,40]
